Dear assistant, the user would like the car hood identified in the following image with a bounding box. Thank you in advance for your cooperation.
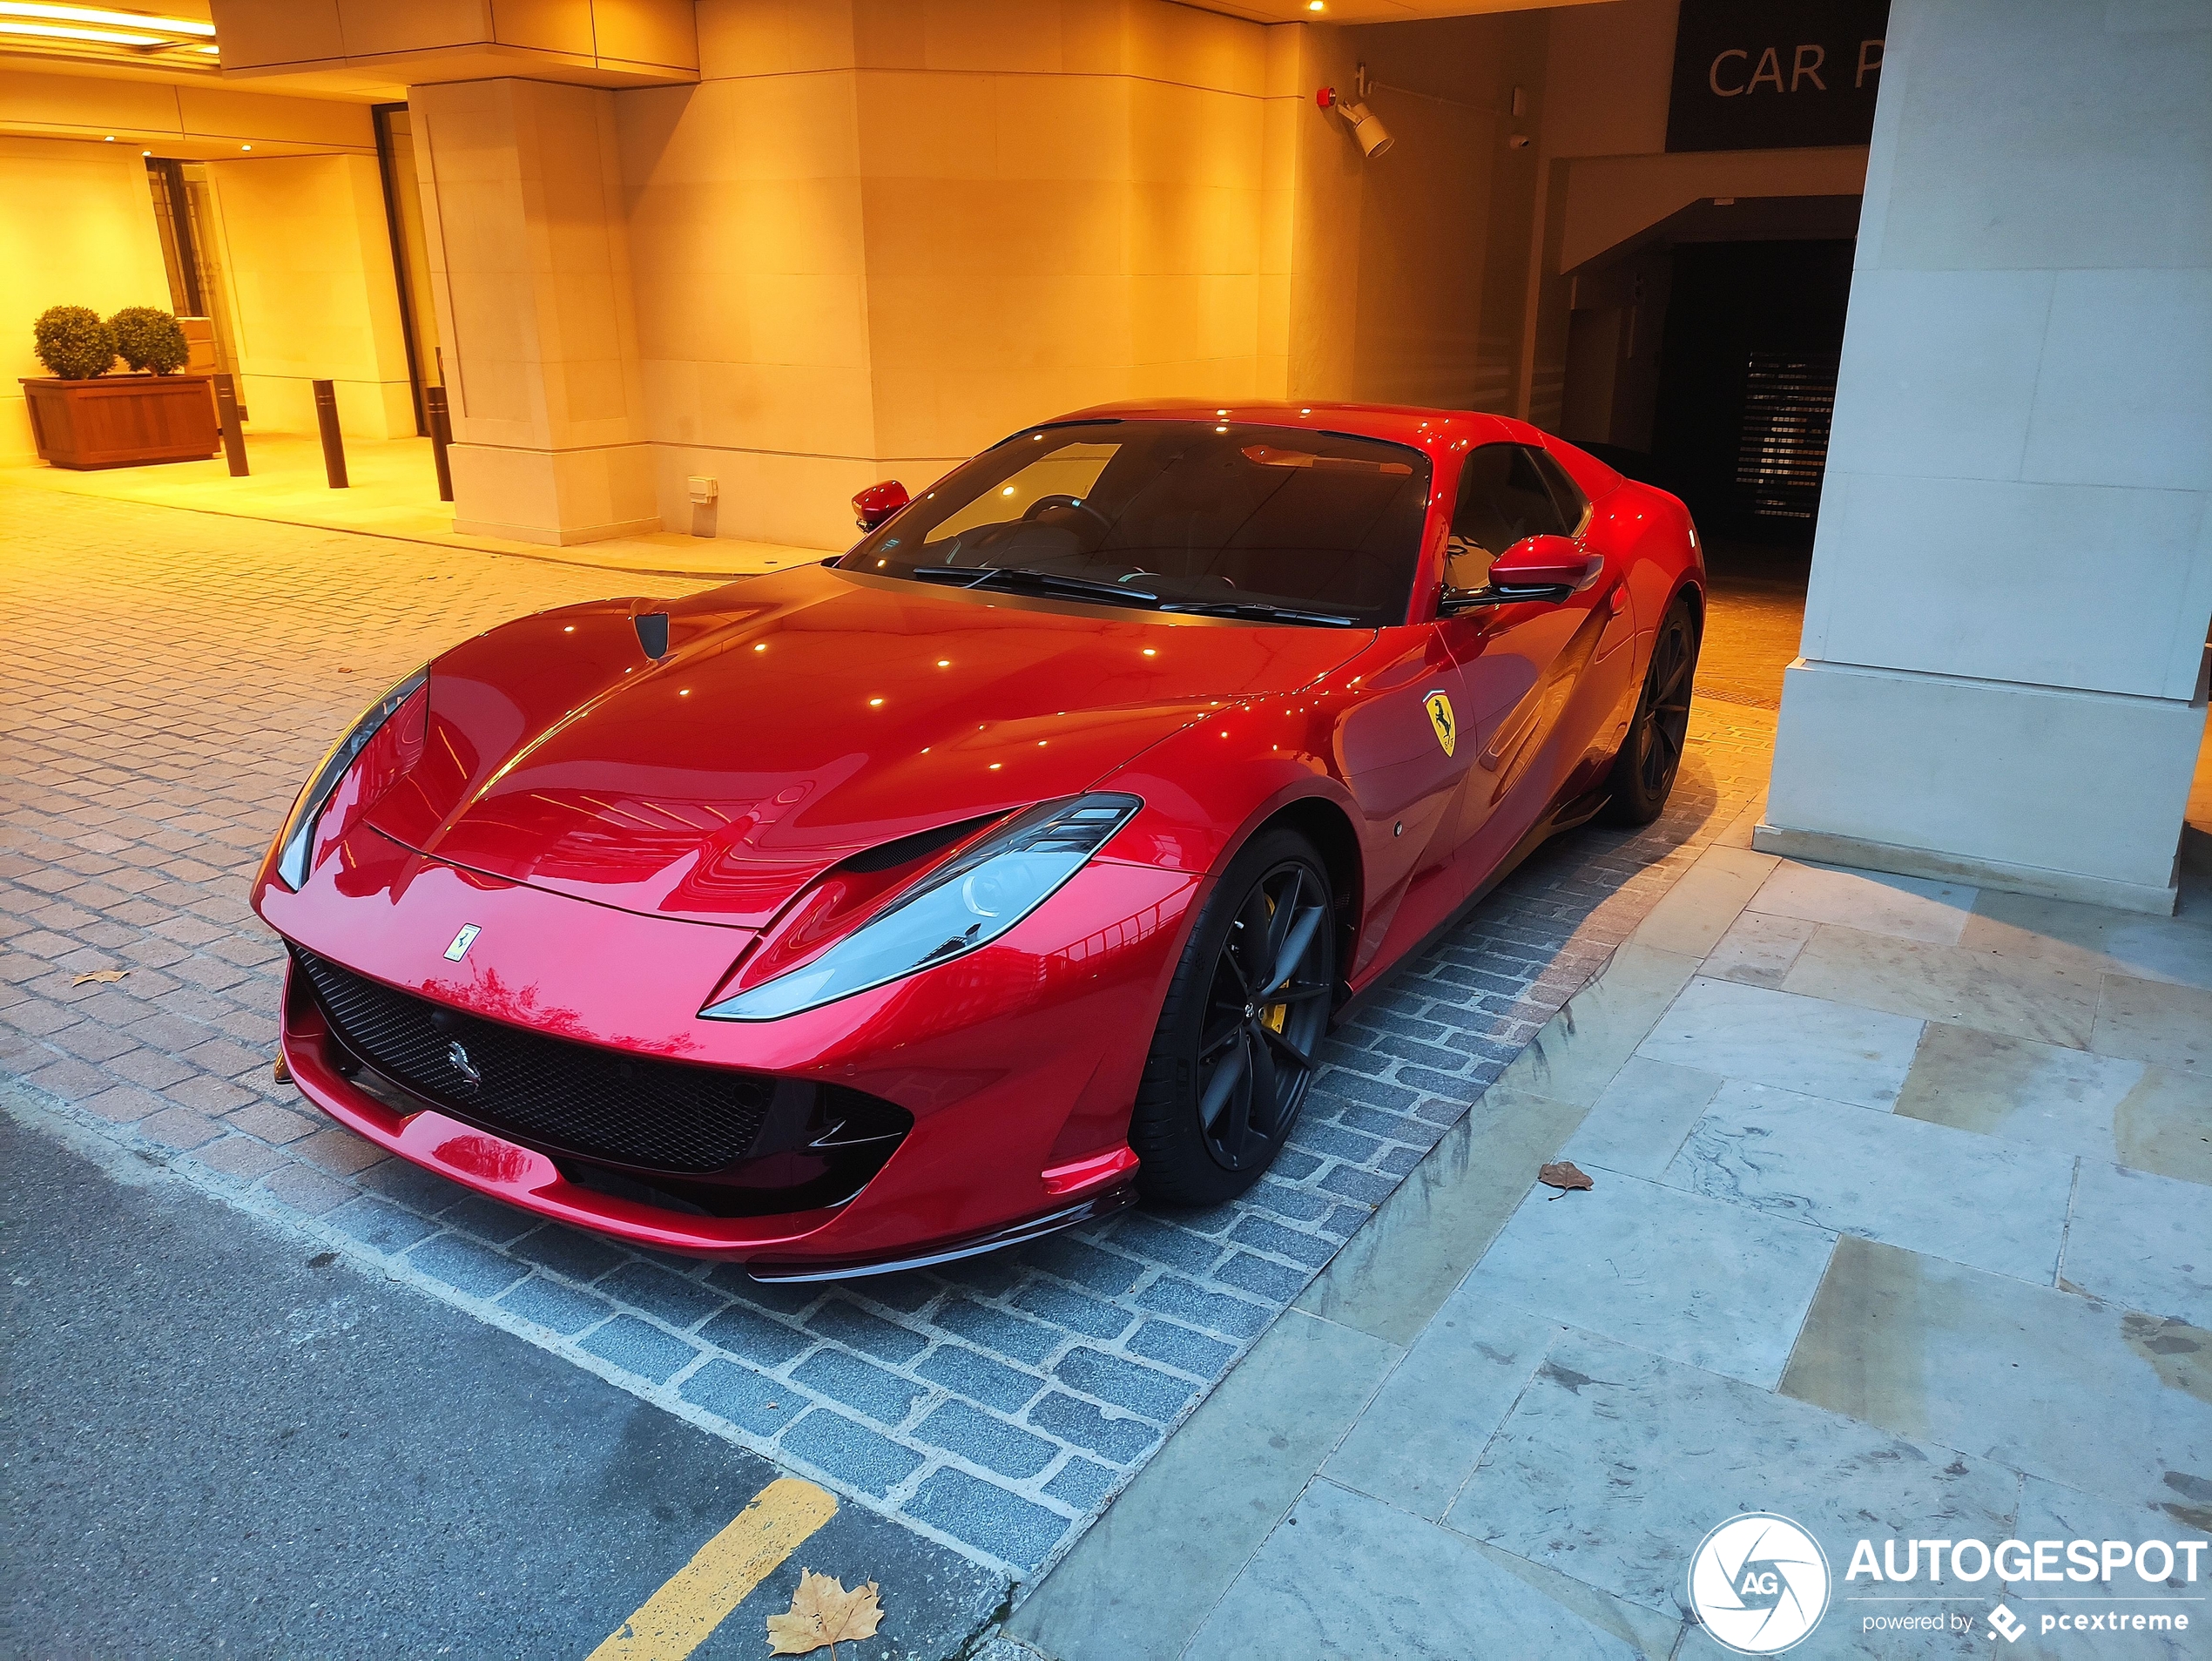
[365,564,1369,928]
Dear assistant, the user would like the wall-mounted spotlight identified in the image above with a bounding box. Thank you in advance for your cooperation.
[1315,80,1392,159]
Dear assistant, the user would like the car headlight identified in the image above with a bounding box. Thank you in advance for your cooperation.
[273,666,428,891]
[702,792,1141,1021]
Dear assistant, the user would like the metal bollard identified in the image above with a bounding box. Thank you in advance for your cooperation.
[424,383,455,503]
[212,374,248,476]
[313,378,348,489]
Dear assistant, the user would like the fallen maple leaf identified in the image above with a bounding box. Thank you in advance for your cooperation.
[1539,1160,1594,1193]
[273,1055,291,1084]
[767,1569,883,1658]
[71,969,129,986]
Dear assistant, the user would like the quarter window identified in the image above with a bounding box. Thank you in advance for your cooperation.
[1528,446,1592,537]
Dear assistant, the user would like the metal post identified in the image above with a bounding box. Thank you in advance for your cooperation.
[424,383,455,503]
[312,378,348,489]
[212,374,248,476]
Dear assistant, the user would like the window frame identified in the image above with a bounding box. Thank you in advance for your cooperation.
[1527,445,1594,539]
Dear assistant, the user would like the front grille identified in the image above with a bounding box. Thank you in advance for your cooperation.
[291,947,774,1174]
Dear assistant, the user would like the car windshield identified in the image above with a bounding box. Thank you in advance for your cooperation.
[838,420,1432,626]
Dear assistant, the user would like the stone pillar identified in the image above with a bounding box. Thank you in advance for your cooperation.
[408,78,658,545]
[1757,0,2212,915]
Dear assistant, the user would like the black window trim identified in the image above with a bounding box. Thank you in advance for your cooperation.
[1529,443,1595,539]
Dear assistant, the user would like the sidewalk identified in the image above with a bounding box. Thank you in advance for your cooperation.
[4,430,823,581]
[1004,815,2212,1658]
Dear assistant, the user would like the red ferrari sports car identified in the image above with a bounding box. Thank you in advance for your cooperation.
[252,401,1701,1280]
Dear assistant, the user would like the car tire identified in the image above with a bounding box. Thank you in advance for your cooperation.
[1601,593,1700,827]
[1130,827,1336,1209]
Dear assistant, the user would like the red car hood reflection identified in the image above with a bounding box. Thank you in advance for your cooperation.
[366,565,1370,928]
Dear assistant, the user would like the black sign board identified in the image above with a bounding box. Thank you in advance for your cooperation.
[1667,0,1890,153]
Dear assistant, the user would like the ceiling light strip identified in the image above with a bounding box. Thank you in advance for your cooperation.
[0,3,215,36]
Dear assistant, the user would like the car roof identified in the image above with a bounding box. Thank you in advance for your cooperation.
[1044,398,1549,466]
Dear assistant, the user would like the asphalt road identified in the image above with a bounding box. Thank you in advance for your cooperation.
[0,1095,1002,1661]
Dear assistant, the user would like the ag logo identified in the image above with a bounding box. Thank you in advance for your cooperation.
[1687,1513,1830,1654]
[1424,691,1456,756]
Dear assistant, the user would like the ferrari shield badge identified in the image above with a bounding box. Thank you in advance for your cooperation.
[444,923,481,962]
[1425,692,1456,757]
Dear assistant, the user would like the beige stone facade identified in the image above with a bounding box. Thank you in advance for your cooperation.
[4,0,1857,546]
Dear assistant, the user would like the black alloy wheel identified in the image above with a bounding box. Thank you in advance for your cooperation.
[1195,860,1332,1172]
[1603,597,1700,826]
[1131,828,1336,1206]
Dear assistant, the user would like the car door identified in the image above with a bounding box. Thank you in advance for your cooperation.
[1351,443,1579,975]
[1434,442,1631,872]
[1336,621,1474,976]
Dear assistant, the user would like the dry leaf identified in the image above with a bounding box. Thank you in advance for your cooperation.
[766,1569,884,1658]
[273,1055,292,1084]
[71,969,129,986]
[1539,1160,1594,1192]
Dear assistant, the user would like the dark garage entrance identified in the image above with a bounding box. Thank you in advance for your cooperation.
[1558,199,1862,711]
[1651,237,1855,546]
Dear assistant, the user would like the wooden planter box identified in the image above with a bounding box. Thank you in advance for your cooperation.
[21,374,219,469]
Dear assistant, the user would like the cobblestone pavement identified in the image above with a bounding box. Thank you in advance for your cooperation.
[1,490,1781,1595]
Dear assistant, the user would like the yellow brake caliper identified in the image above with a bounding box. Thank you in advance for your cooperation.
[1260,892,1288,1031]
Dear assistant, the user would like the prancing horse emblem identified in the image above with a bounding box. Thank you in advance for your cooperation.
[444,923,481,962]
[1424,691,1456,757]
[447,1040,482,1092]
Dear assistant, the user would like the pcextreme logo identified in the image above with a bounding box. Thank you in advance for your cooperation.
[1688,1513,1831,1654]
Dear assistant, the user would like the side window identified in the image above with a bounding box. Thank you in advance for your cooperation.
[1528,446,1591,537]
[1446,444,1567,590]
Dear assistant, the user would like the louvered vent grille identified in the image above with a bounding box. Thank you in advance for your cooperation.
[1734,352,1839,523]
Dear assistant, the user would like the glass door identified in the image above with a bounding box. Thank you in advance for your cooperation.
[145,155,246,415]
[374,103,443,436]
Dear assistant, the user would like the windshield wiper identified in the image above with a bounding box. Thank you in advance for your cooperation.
[907,564,1161,606]
[904,565,1363,626]
[1155,600,1365,628]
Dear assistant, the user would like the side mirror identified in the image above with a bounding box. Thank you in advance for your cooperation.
[1437,534,1602,614]
[853,479,909,530]
[1489,534,1601,592]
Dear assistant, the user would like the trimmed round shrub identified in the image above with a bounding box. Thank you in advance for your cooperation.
[32,305,116,380]
[111,306,190,375]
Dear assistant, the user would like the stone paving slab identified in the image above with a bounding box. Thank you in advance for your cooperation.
[1188,1476,1639,1660]
[1780,1236,2212,1540]
[1448,1327,2021,1635]
[1662,1079,2078,1284]
[1,490,1776,1593]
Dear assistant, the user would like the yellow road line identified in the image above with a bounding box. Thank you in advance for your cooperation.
[588,1476,839,1661]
